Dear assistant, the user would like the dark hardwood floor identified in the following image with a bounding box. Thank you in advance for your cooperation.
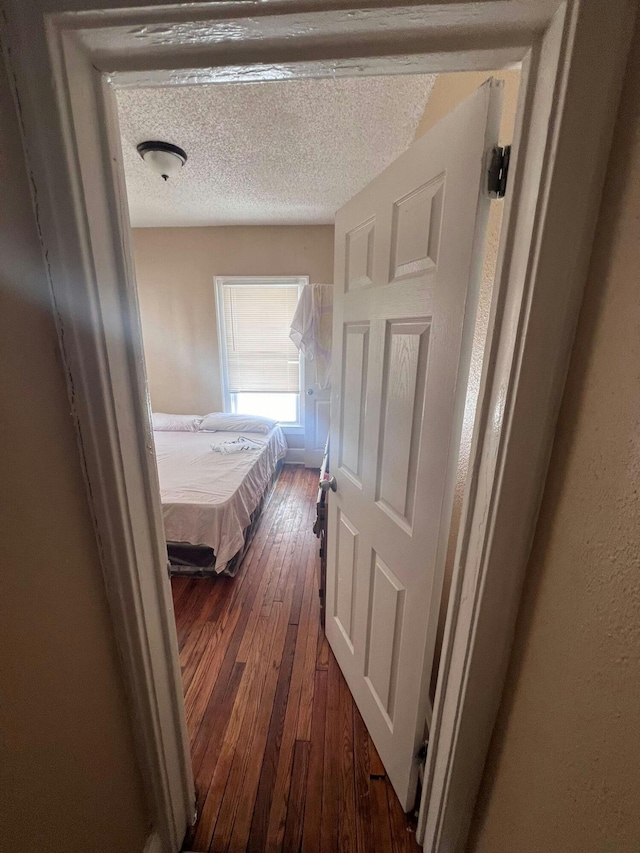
[173,466,420,853]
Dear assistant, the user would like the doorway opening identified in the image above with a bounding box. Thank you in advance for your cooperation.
[18,1,625,849]
[114,68,519,851]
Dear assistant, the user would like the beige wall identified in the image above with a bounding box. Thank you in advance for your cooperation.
[414,69,519,144]
[132,225,334,416]
[0,59,149,853]
[468,28,640,853]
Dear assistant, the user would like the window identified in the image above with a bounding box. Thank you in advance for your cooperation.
[216,276,307,425]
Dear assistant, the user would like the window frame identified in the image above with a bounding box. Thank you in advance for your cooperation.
[214,275,308,429]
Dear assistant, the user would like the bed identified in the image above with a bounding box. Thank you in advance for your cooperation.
[154,425,287,576]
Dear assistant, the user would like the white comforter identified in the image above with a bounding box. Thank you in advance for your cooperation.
[153,427,287,571]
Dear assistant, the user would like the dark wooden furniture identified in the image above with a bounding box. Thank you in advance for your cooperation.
[313,437,330,628]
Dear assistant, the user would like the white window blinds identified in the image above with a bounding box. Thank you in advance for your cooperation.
[222,284,301,394]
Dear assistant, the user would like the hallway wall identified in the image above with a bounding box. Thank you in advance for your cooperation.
[0,50,149,853]
[469,20,640,853]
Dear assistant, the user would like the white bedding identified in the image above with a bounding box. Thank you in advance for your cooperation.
[154,426,287,572]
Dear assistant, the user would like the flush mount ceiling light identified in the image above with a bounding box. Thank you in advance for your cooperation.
[137,140,187,181]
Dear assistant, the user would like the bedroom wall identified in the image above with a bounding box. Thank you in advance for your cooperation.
[0,55,149,853]
[131,225,335,426]
[468,24,640,853]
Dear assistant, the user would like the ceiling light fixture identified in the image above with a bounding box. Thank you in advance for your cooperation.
[137,140,187,181]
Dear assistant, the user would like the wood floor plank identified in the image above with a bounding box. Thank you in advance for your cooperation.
[210,599,290,853]
[176,579,210,650]
[282,739,310,853]
[246,623,298,853]
[191,612,275,852]
[219,578,297,853]
[233,536,279,665]
[190,581,260,778]
[182,659,245,852]
[338,668,357,853]
[296,553,320,741]
[264,541,318,851]
[184,604,243,734]
[186,551,271,737]
[320,652,341,853]
[234,481,291,664]
[288,538,309,627]
[287,482,316,626]
[292,481,322,737]
[371,777,394,853]
[171,575,190,611]
[354,707,374,853]
[180,616,223,702]
[274,470,312,604]
[180,577,227,662]
[386,777,420,853]
[260,478,298,619]
[368,730,387,779]
[173,577,195,617]
[301,668,327,853]
[171,467,419,853]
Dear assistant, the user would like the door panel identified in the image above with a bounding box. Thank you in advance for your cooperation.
[365,553,405,725]
[327,81,502,810]
[335,509,359,647]
[345,217,375,289]
[339,323,369,484]
[377,319,430,528]
[389,175,444,281]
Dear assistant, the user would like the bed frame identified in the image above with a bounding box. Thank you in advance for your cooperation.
[166,459,284,578]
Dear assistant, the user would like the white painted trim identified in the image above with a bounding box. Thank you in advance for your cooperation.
[1,11,194,853]
[418,2,637,849]
[285,448,306,465]
[281,425,305,436]
[142,832,163,853]
[1,2,633,851]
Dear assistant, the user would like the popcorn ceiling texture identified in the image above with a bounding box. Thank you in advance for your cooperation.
[116,75,435,227]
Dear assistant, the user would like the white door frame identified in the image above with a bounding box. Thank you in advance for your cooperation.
[1,2,634,851]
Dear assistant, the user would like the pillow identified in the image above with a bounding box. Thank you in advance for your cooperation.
[152,412,203,432]
[199,412,277,434]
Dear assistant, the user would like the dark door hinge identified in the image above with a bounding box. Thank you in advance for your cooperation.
[416,740,428,763]
[487,144,511,199]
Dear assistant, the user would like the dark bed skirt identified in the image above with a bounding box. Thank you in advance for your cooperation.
[167,459,284,578]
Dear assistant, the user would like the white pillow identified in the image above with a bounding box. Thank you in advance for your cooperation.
[199,412,277,434]
[152,413,203,432]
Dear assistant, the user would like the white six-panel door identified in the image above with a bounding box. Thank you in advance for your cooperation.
[327,81,502,810]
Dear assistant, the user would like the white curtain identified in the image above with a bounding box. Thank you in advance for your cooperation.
[289,284,333,389]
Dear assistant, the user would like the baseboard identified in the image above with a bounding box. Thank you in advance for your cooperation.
[285,448,305,464]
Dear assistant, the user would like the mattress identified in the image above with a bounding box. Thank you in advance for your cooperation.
[153,426,287,572]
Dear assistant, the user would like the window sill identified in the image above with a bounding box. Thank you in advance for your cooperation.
[280,424,304,435]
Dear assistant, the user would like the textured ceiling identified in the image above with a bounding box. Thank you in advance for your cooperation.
[116,75,435,227]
